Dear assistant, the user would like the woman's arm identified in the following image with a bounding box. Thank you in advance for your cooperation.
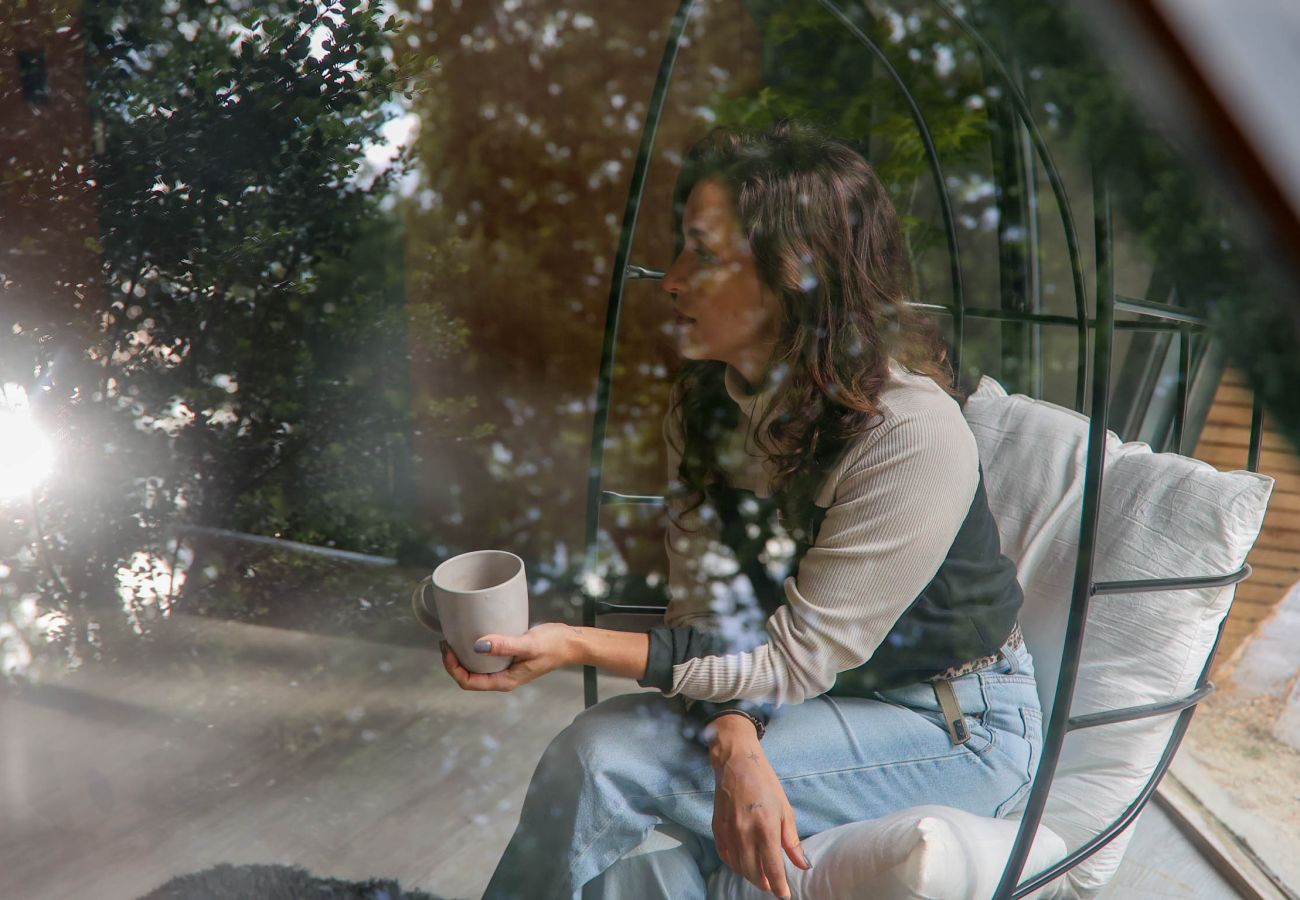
[565,626,650,680]
[650,398,980,708]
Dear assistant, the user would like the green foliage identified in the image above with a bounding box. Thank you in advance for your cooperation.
[713,0,994,259]
[707,0,1295,438]
[1,0,453,667]
[8,0,1294,678]
[79,0,437,555]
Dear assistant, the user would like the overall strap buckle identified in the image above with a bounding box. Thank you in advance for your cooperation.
[932,678,970,746]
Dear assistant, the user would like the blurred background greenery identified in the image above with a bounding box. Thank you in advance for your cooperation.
[1,0,1294,675]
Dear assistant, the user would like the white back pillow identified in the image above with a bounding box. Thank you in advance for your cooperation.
[962,376,1273,896]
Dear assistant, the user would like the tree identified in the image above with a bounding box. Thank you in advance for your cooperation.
[1,0,455,669]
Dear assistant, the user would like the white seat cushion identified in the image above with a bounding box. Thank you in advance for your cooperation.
[707,804,1068,900]
[961,376,1273,895]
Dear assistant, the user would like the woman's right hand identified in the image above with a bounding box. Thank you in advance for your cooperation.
[708,719,812,899]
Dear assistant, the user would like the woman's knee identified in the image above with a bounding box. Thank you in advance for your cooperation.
[544,691,686,773]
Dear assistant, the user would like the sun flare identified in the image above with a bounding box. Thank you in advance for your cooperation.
[0,385,54,499]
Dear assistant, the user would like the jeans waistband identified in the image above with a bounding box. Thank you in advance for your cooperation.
[925,622,1025,684]
[873,628,1034,717]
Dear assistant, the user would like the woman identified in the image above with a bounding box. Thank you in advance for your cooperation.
[443,120,1042,900]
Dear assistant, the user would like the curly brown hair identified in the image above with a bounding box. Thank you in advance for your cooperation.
[665,119,957,543]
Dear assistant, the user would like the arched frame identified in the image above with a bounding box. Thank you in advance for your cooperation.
[578,1,1264,895]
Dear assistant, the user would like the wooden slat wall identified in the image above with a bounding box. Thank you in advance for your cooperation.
[1191,368,1300,670]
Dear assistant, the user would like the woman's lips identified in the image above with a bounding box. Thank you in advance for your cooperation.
[675,316,695,326]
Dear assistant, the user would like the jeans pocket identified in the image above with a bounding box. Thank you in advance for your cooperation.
[963,715,996,758]
[1021,706,1044,779]
[989,706,1041,814]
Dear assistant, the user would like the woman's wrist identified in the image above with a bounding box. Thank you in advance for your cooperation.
[564,625,651,680]
[705,713,762,758]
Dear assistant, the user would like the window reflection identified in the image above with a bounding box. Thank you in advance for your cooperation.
[0,0,1296,896]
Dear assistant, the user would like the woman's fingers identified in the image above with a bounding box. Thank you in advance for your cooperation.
[781,812,811,871]
[440,641,459,679]
[738,843,771,895]
[441,642,478,689]
[759,840,791,899]
[438,624,574,694]
[715,828,768,894]
[728,825,789,899]
[441,641,507,691]
[472,632,526,659]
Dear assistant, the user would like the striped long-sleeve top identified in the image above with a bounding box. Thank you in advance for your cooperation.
[636,359,1022,743]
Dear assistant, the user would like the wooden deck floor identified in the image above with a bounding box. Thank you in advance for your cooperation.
[1101,801,1257,900]
[0,614,1252,899]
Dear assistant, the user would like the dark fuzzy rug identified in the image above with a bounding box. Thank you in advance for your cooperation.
[138,863,450,900]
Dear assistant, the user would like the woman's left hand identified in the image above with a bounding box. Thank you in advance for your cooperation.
[440,622,575,692]
[711,732,811,899]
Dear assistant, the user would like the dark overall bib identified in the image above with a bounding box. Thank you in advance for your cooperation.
[706,463,1023,696]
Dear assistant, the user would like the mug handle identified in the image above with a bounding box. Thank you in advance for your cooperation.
[411,575,442,634]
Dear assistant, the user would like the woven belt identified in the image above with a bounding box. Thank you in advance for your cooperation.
[925,622,1024,684]
[927,623,1024,746]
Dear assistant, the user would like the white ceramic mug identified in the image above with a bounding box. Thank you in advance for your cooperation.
[412,549,529,674]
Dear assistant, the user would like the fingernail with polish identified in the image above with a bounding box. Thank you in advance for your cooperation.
[474,639,492,653]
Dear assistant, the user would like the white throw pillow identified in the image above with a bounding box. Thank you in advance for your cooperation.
[707,804,1068,900]
[962,376,1274,896]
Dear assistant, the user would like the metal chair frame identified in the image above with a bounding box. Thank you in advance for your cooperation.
[578,2,1265,895]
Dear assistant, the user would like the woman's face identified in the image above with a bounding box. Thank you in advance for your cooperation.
[662,178,782,386]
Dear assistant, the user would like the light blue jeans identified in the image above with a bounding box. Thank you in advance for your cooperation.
[481,640,1042,900]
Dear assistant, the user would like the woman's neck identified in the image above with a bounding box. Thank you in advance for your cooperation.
[723,361,780,419]
[730,356,771,390]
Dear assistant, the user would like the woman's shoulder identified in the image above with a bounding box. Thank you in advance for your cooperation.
[871,359,971,435]
[811,362,978,507]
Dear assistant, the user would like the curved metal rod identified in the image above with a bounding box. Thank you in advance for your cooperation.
[1114,295,1206,326]
[1172,328,1192,452]
[1067,683,1214,730]
[1092,562,1251,595]
[1013,698,1202,897]
[994,176,1114,900]
[1109,320,1201,333]
[814,0,966,377]
[928,0,1090,410]
[600,490,667,506]
[625,264,665,280]
[908,300,1209,332]
[1014,608,1234,896]
[1248,400,1264,472]
[595,602,670,616]
[582,0,698,710]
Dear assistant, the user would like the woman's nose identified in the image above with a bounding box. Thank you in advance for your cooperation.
[661,255,685,297]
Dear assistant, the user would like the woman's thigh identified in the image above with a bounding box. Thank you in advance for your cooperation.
[652,694,1036,841]
[568,674,1039,843]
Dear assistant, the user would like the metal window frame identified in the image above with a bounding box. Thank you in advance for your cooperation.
[579,2,1266,896]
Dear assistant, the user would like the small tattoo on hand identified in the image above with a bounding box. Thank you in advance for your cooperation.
[746,750,759,763]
